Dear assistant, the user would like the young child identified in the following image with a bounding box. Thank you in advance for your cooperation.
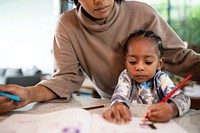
[103,30,191,124]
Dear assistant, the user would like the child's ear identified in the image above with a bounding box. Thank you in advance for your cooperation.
[157,57,165,70]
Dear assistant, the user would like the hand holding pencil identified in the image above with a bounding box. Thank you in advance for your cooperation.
[144,74,192,122]
[0,84,29,114]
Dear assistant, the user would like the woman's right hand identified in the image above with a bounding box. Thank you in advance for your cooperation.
[0,84,30,114]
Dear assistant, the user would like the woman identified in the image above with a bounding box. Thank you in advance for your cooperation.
[0,0,199,114]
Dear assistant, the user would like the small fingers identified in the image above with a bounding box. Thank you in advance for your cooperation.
[111,103,131,124]
[112,107,122,124]
[148,103,173,123]
[103,103,132,124]
[120,106,131,123]
[102,109,114,122]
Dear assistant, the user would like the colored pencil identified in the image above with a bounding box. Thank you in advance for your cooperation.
[83,104,105,110]
[161,74,192,102]
[0,92,21,101]
[144,74,192,120]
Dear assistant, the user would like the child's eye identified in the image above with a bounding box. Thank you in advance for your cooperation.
[129,61,136,65]
[145,62,153,65]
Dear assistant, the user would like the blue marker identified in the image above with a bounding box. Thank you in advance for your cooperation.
[0,92,21,101]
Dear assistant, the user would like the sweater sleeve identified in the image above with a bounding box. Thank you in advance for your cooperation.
[38,13,85,100]
[159,73,191,116]
[110,70,132,108]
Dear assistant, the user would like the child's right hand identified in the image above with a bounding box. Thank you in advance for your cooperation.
[147,102,178,123]
[102,102,131,124]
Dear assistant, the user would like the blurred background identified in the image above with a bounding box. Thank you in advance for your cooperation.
[0,0,199,74]
[0,0,199,103]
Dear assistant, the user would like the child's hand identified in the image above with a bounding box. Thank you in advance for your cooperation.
[102,102,131,124]
[147,102,178,123]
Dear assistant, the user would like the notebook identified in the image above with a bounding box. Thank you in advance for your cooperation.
[0,108,187,133]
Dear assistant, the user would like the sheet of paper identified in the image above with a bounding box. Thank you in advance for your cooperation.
[0,108,188,133]
[0,108,91,133]
[91,114,188,133]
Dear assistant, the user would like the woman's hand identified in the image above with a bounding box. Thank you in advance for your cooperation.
[0,84,58,115]
[147,102,178,123]
[0,84,30,114]
[102,102,132,124]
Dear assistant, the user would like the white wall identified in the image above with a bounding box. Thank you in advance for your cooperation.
[0,0,60,74]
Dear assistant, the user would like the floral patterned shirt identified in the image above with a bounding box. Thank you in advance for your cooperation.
[111,70,191,116]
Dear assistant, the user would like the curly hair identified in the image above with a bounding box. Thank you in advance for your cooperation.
[124,30,163,57]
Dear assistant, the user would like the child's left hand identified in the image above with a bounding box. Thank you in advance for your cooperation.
[102,102,132,124]
[147,102,179,123]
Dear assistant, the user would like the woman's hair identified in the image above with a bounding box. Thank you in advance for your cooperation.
[124,30,163,57]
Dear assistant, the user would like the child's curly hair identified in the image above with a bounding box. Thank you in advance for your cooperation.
[124,30,163,57]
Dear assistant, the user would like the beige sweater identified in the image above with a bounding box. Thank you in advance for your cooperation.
[39,1,200,100]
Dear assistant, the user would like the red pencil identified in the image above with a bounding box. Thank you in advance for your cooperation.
[144,74,192,120]
[161,74,192,102]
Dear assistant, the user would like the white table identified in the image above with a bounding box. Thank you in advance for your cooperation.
[0,96,200,133]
